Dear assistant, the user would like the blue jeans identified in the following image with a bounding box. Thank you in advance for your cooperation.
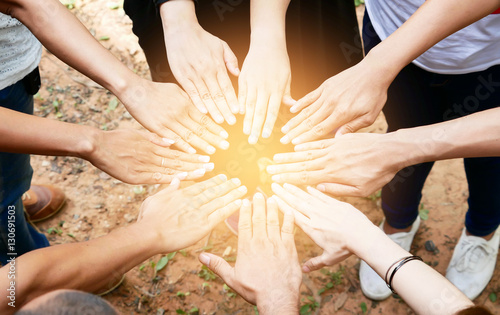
[363,10,500,236]
[0,80,49,264]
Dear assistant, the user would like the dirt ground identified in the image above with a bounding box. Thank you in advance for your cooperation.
[29,1,499,314]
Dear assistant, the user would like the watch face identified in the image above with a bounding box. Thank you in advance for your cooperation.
[210,107,294,197]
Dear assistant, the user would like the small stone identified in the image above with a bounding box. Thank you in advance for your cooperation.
[425,240,437,252]
[41,160,50,167]
[124,213,135,223]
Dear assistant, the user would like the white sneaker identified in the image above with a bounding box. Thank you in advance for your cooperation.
[359,216,421,300]
[446,226,500,300]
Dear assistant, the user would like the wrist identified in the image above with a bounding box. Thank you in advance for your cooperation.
[256,289,299,315]
[160,0,198,35]
[74,126,99,160]
[388,129,429,169]
[362,46,402,88]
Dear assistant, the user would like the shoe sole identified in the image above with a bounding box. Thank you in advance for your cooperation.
[27,198,67,223]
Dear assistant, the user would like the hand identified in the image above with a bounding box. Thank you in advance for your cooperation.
[271,183,375,272]
[119,80,230,155]
[269,134,401,197]
[137,175,248,253]
[239,41,294,144]
[162,1,240,124]
[280,60,390,145]
[84,128,214,185]
[199,193,301,314]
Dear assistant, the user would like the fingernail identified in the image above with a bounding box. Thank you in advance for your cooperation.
[235,68,240,75]
[262,129,271,138]
[281,125,289,134]
[271,183,280,191]
[290,105,298,113]
[266,165,276,174]
[268,196,276,204]
[238,186,247,193]
[272,175,280,181]
[177,172,188,180]
[235,199,242,206]
[215,115,224,124]
[239,106,245,115]
[188,147,197,154]
[220,130,229,139]
[193,168,206,176]
[317,184,326,192]
[291,137,301,145]
[170,177,180,186]
[199,155,210,163]
[254,192,264,199]
[204,163,215,171]
[273,154,283,162]
[220,140,230,150]
[231,178,241,185]
[199,253,210,266]
[206,145,216,154]
[231,105,239,114]
[218,174,227,181]
[242,199,250,206]
[283,183,293,190]
[294,144,305,151]
[162,138,176,145]
[302,265,310,273]
[248,135,258,144]
[243,125,251,135]
[200,107,208,114]
[227,116,236,125]
[280,135,289,144]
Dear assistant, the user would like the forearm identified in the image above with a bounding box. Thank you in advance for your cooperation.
[364,0,500,82]
[387,107,500,168]
[250,0,290,46]
[352,226,472,315]
[0,107,97,158]
[0,0,138,101]
[0,223,161,312]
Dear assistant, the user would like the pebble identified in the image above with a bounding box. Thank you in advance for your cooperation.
[425,240,437,252]
[124,213,135,223]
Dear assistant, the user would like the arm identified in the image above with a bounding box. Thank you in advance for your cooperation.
[0,175,247,314]
[199,194,301,315]
[0,107,214,184]
[272,183,474,315]
[281,0,500,144]
[269,107,500,196]
[239,0,294,144]
[160,0,239,124]
[0,0,229,155]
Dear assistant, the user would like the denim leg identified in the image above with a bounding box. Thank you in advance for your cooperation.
[0,81,49,264]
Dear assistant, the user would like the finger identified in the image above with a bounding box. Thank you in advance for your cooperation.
[291,115,340,145]
[266,161,321,176]
[143,168,204,184]
[271,150,326,166]
[170,121,218,155]
[183,174,227,195]
[252,192,267,239]
[286,108,331,145]
[280,102,321,144]
[315,183,362,197]
[182,115,230,153]
[280,208,295,246]
[271,170,325,186]
[282,77,296,107]
[336,116,372,137]
[158,128,197,154]
[271,183,312,219]
[261,93,281,139]
[208,198,243,227]
[198,253,234,286]
[205,75,236,125]
[266,197,281,241]
[306,186,337,203]
[237,78,247,115]
[249,92,269,144]
[217,70,239,115]
[179,78,208,114]
[143,131,176,148]
[302,255,328,273]
[294,139,335,152]
[290,87,321,114]
[272,194,309,228]
[189,108,229,139]
[200,180,247,216]
[154,147,211,164]
[243,87,257,136]
[223,41,240,77]
[238,198,252,242]
[197,82,224,124]
[154,154,213,172]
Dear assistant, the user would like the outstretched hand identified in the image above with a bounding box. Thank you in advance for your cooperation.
[199,193,301,314]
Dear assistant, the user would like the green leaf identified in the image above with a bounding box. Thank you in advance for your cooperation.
[188,307,199,314]
[489,292,497,302]
[360,302,367,314]
[299,304,311,315]
[156,256,169,271]
[108,97,118,111]
[139,264,146,271]
[179,249,187,257]
[166,252,177,260]
[253,305,259,315]
[67,233,75,238]
[99,35,110,41]
[176,310,186,315]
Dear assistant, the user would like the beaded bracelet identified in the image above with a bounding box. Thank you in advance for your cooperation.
[384,255,423,293]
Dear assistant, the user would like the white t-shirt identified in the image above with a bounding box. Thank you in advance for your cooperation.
[0,13,42,90]
[365,0,500,75]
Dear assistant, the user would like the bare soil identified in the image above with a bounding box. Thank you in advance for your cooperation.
[29,1,499,314]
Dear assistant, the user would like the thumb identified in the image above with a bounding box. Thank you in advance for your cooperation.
[282,79,296,107]
[223,41,240,77]
[316,183,359,197]
[199,252,234,283]
[335,117,370,137]
[302,254,327,273]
